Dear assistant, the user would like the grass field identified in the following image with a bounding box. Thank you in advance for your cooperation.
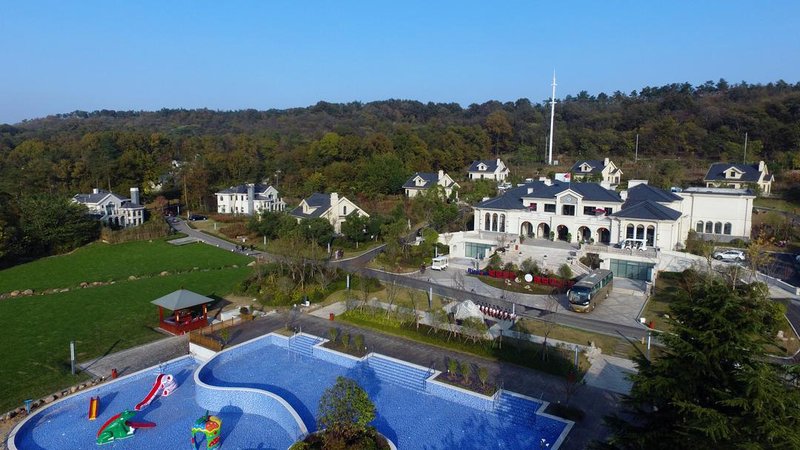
[754,197,800,214]
[0,266,251,412]
[0,239,252,293]
[324,286,448,310]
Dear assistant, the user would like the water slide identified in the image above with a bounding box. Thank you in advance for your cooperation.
[134,373,177,411]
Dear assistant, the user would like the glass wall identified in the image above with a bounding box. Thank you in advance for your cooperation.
[465,242,494,259]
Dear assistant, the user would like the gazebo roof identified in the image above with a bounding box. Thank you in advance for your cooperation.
[151,289,212,311]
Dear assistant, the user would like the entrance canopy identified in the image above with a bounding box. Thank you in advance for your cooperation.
[151,289,212,311]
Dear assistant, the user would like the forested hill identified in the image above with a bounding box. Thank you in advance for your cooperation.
[1,79,799,205]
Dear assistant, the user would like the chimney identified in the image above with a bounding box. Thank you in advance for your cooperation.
[543,179,552,186]
[604,157,610,167]
[620,190,628,201]
[93,188,99,194]
[438,169,444,180]
[247,183,255,215]
[330,192,339,209]
[758,160,765,172]
[130,187,140,205]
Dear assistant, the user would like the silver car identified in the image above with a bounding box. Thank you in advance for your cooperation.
[714,249,745,262]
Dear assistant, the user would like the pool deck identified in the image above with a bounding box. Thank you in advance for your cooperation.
[4,311,620,450]
[223,312,622,450]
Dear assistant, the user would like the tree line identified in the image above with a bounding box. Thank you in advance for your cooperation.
[0,79,798,211]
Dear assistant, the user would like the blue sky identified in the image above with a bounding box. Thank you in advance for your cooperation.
[1,1,798,124]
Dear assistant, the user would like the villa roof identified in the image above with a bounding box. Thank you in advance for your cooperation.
[570,160,606,174]
[476,181,622,210]
[151,289,213,311]
[468,160,501,173]
[216,183,273,195]
[625,183,683,203]
[403,172,438,189]
[703,162,764,182]
[613,200,682,221]
[290,193,332,219]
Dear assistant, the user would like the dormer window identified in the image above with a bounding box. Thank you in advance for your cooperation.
[581,164,592,172]
[478,163,487,171]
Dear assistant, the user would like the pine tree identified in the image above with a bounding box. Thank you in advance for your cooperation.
[599,272,800,449]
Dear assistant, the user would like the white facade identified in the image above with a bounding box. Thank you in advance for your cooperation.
[571,158,623,184]
[290,192,369,234]
[704,160,773,195]
[404,170,460,198]
[679,187,755,241]
[215,184,286,215]
[454,180,755,258]
[468,158,509,182]
[73,187,145,228]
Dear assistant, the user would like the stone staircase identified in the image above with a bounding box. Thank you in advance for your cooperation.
[366,355,429,392]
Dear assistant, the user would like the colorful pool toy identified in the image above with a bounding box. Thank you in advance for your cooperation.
[96,410,155,445]
[88,396,99,421]
[191,411,222,449]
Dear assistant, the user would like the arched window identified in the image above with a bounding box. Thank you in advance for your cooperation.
[714,222,722,234]
[485,213,490,231]
[492,213,498,232]
[626,224,634,239]
[724,222,732,235]
[696,221,703,232]
[499,214,506,233]
[636,224,645,239]
[705,221,713,233]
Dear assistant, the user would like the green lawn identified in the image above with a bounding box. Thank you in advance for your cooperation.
[754,197,800,214]
[0,239,252,293]
[0,266,251,412]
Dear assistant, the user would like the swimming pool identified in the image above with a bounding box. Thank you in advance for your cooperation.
[9,332,572,449]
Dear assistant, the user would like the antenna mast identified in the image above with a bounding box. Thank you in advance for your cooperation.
[548,72,557,165]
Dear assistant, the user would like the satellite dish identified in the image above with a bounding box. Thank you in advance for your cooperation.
[524,273,533,283]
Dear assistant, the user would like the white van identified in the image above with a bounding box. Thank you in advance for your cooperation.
[431,256,449,271]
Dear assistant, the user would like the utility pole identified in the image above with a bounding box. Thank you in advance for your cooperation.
[743,132,748,164]
[547,71,557,166]
[635,133,639,163]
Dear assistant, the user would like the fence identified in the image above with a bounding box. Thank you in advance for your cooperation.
[189,316,248,351]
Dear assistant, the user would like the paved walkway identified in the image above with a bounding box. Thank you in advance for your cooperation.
[225,312,621,450]
[79,335,189,379]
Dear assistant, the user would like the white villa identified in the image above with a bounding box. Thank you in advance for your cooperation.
[215,184,286,215]
[73,187,145,228]
[467,159,509,182]
[403,170,460,198]
[703,160,773,195]
[445,179,754,262]
[289,192,369,234]
[570,158,623,184]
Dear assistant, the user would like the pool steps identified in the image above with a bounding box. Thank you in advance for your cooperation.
[366,355,429,393]
[493,391,541,425]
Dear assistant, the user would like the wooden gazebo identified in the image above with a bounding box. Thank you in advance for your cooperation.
[152,289,212,335]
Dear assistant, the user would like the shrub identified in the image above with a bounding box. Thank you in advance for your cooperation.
[447,358,458,379]
[558,263,573,280]
[318,376,376,430]
[460,361,473,385]
[354,334,364,351]
[328,328,338,343]
[520,258,541,275]
[580,253,601,269]
[239,306,250,315]
[342,333,351,349]
[477,366,489,388]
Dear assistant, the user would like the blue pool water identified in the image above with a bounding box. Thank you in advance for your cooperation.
[10,333,571,449]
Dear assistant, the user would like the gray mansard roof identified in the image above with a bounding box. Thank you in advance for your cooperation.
[476,181,623,210]
[403,172,438,189]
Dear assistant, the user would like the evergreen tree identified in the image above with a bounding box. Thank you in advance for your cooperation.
[599,272,800,449]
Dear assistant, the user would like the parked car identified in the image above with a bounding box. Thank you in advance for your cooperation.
[714,249,745,262]
[189,214,207,221]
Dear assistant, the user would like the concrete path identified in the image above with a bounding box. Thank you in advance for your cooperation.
[79,335,189,379]
[583,353,636,395]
